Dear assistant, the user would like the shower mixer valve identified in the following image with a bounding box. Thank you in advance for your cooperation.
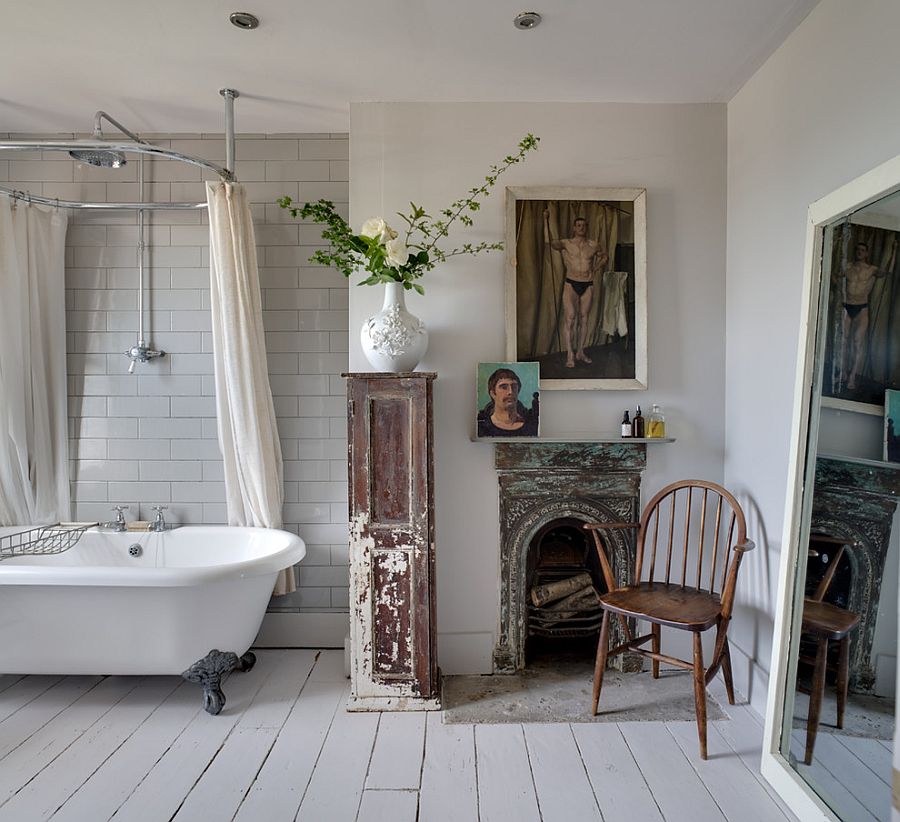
[125,342,166,373]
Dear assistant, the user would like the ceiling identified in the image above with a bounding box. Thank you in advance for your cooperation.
[4,1,819,136]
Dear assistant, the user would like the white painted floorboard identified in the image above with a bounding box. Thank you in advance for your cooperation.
[0,649,799,822]
[525,723,602,821]
[475,724,541,822]
[418,713,478,822]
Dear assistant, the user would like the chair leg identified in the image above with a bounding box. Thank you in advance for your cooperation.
[836,635,850,730]
[805,636,828,765]
[720,638,736,705]
[692,632,708,760]
[592,609,611,715]
[651,624,661,679]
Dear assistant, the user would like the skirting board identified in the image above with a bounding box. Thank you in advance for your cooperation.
[255,611,349,648]
[347,695,441,712]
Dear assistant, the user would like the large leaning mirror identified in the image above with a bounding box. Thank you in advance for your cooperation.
[764,158,900,821]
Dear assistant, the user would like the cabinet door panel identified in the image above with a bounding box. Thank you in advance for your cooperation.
[347,374,437,705]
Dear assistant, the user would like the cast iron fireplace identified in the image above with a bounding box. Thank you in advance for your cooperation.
[492,441,646,673]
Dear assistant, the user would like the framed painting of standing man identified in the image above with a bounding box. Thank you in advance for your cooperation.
[505,186,647,390]
[821,219,900,412]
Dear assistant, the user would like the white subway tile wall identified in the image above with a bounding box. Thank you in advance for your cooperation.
[4,133,350,614]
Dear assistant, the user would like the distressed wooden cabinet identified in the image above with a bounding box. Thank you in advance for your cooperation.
[345,372,440,710]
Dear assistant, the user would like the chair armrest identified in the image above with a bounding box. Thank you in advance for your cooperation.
[735,539,756,553]
[583,522,640,531]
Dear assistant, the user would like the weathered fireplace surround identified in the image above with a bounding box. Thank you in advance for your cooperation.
[492,441,647,673]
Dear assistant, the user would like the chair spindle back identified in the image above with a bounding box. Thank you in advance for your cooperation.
[635,480,748,598]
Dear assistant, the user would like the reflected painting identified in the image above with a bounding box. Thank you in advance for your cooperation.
[823,222,900,407]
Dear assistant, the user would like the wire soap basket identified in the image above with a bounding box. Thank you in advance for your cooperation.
[0,523,94,560]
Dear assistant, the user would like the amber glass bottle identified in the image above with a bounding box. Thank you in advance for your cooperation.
[631,406,645,438]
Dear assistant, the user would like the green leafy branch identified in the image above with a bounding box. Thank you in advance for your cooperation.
[277,133,539,294]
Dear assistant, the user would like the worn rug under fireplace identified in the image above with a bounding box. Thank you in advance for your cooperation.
[442,659,727,724]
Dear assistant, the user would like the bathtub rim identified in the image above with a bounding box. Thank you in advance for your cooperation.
[0,525,306,587]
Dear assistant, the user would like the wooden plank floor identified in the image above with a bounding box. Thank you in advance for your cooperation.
[0,650,798,822]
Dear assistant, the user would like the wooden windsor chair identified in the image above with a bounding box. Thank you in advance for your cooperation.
[584,479,755,759]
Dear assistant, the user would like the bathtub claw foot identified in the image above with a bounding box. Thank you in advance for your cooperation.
[181,649,246,715]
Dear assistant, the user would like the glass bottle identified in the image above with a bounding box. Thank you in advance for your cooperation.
[648,404,666,438]
[631,406,645,438]
[621,410,631,437]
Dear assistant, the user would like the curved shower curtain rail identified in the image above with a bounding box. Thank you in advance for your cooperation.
[0,89,240,211]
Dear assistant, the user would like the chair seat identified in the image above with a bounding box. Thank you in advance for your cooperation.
[802,598,860,639]
[600,582,723,631]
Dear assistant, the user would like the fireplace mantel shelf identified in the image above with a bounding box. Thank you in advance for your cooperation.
[470,434,675,443]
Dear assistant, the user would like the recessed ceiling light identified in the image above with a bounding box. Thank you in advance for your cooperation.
[229,11,260,30]
[513,11,542,30]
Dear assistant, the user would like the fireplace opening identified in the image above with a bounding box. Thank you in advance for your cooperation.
[524,518,607,667]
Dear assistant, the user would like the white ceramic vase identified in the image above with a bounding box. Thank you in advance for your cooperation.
[360,281,428,372]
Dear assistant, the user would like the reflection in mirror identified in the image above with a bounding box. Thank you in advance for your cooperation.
[780,191,900,820]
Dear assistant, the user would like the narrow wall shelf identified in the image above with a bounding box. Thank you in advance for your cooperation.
[470,435,675,443]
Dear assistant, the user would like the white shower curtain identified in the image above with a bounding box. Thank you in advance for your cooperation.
[206,182,295,595]
[0,199,70,525]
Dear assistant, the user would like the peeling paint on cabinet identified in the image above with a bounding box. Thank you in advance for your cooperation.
[345,373,440,710]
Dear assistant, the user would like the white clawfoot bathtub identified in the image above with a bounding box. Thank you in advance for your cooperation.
[0,525,305,712]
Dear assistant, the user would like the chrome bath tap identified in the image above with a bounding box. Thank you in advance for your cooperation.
[102,506,128,532]
[150,506,169,532]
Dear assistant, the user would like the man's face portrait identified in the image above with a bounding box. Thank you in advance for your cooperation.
[573,218,587,238]
[490,375,521,411]
[477,362,540,438]
[856,242,869,262]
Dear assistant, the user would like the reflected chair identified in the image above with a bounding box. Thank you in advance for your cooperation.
[584,479,754,759]
[800,537,860,765]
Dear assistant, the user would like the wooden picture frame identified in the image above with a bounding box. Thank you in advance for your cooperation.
[505,186,647,390]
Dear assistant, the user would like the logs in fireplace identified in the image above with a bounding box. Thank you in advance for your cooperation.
[527,526,603,639]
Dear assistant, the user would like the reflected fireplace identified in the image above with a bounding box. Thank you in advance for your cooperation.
[811,455,900,691]
[492,441,647,673]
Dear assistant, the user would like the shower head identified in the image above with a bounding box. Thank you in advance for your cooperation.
[68,110,146,169]
[68,148,127,168]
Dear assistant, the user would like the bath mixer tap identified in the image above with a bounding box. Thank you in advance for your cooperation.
[150,506,168,532]
[104,506,128,532]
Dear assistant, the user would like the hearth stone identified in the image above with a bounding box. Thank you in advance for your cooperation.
[492,441,646,673]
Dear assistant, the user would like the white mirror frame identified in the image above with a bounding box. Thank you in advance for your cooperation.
[762,153,900,820]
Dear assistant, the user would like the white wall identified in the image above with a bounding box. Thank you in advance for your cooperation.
[725,0,900,711]
[350,102,727,672]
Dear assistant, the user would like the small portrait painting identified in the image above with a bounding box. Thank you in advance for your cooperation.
[476,362,540,438]
[884,390,900,462]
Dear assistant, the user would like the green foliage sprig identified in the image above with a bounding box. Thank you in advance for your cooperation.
[277,133,539,294]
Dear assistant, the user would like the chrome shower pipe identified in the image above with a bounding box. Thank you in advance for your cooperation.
[138,153,145,347]
[126,151,165,372]
[220,88,239,177]
[92,111,145,145]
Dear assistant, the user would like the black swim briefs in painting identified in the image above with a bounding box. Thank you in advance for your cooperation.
[565,278,594,297]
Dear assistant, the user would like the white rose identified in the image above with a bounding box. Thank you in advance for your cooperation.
[359,217,398,244]
[385,236,408,267]
[360,217,386,239]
